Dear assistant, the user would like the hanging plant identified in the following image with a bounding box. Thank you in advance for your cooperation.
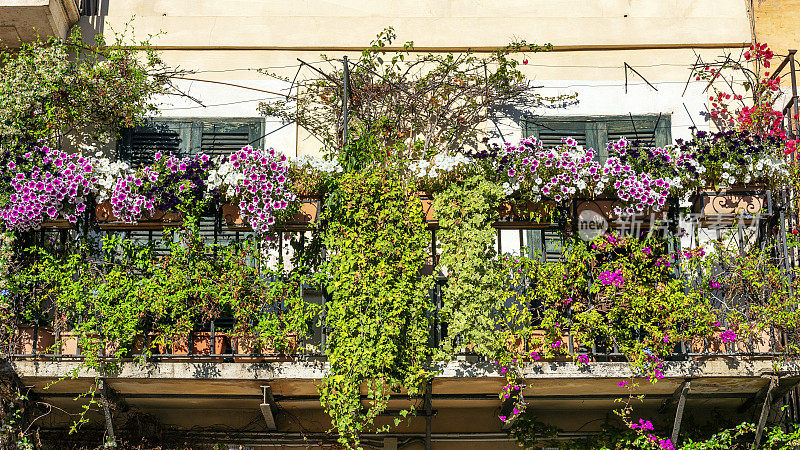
[320,166,432,448]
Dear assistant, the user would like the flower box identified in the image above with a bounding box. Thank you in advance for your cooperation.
[222,196,321,232]
[493,199,558,229]
[574,198,670,238]
[39,219,76,230]
[15,326,55,355]
[192,332,229,355]
[94,201,183,230]
[692,186,770,226]
[233,333,298,362]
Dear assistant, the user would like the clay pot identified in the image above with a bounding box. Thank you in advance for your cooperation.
[222,196,321,232]
[692,186,768,226]
[16,326,55,355]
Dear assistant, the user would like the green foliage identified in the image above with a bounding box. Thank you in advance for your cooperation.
[0,24,176,150]
[433,175,505,358]
[320,167,432,448]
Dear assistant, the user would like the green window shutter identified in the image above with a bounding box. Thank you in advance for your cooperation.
[524,115,672,154]
[525,118,588,147]
[200,120,263,157]
[118,121,193,168]
[605,115,672,148]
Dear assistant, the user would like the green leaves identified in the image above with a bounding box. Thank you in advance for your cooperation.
[320,167,432,448]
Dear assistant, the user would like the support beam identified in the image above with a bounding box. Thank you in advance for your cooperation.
[424,380,433,450]
[670,380,691,445]
[660,379,691,414]
[753,376,778,448]
[97,379,117,448]
[260,385,277,431]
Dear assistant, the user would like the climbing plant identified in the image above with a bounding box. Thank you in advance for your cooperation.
[320,166,432,448]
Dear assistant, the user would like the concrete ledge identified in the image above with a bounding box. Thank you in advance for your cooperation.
[8,359,798,381]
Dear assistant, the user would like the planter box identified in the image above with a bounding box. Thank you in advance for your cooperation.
[515,330,572,361]
[40,219,76,230]
[95,201,183,230]
[574,198,670,238]
[222,197,321,232]
[234,333,299,362]
[15,326,55,355]
[494,200,558,229]
[692,187,770,226]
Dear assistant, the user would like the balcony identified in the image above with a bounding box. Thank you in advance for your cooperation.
[0,0,80,45]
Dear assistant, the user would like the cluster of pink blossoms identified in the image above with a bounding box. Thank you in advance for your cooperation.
[499,137,673,215]
[598,269,624,287]
[109,166,158,223]
[0,146,97,231]
[209,146,295,233]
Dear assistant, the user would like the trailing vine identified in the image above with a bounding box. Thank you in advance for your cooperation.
[432,175,505,358]
[320,167,432,448]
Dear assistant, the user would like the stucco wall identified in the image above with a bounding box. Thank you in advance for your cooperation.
[77,0,753,155]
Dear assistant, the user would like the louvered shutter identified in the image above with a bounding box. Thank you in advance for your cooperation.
[117,118,264,248]
[200,121,261,158]
[606,115,671,148]
[118,121,194,168]
[525,119,588,147]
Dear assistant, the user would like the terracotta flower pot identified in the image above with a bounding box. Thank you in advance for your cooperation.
[58,331,80,356]
[692,186,768,226]
[156,335,190,356]
[95,201,183,230]
[15,326,55,355]
[192,332,229,355]
[525,330,572,361]
[222,197,321,232]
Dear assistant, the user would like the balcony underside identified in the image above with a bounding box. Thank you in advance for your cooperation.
[7,359,800,446]
[0,0,79,44]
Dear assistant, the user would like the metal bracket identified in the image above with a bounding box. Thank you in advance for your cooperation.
[260,385,277,431]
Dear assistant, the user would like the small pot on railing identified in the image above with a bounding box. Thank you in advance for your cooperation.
[692,185,770,226]
[222,196,321,232]
[95,201,184,230]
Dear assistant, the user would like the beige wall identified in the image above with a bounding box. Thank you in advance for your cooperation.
[76,0,753,155]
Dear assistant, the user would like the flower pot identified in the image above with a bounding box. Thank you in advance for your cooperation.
[192,332,229,356]
[574,198,670,239]
[692,186,769,226]
[494,200,558,229]
[156,335,190,356]
[736,324,779,355]
[419,195,437,229]
[58,331,80,356]
[15,326,55,355]
[95,201,183,230]
[223,197,321,232]
[525,330,572,361]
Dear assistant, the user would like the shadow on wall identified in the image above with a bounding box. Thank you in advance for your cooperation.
[78,0,109,38]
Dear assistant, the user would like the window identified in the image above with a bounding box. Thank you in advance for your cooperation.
[523,114,672,159]
[118,118,264,168]
[116,118,265,249]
